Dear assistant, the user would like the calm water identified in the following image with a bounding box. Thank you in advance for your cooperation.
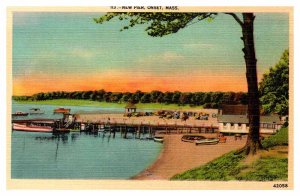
[12,101,126,120]
[11,102,162,179]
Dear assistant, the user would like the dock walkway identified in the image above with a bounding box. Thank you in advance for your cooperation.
[74,113,219,134]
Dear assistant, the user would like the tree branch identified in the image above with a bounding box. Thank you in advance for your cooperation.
[225,13,244,27]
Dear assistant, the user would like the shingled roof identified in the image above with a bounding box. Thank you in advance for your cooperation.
[221,104,248,115]
[261,115,282,124]
[125,103,137,109]
[218,115,248,124]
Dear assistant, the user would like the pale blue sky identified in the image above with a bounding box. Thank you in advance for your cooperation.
[12,12,289,94]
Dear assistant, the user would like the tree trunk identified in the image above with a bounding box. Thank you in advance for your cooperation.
[238,13,262,155]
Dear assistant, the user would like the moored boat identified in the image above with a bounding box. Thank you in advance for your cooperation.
[54,108,71,114]
[195,138,219,145]
[153,136,164,143]
[13,123,53,133]
[29,108,44,115]
[181,135,206,143]
[12,111,29,117]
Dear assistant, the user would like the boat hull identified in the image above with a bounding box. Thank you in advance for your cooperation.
[13,123,53,133]
[181,135,206,143]
[53,108,71,114]
[154,137,164,143]
[29,108,44,115]
[195,138,219,145]
[12,113,29,117]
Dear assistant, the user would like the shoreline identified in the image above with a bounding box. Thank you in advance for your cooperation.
[131,137,167,180]
[132,134,246,180]
[12,99,204,110]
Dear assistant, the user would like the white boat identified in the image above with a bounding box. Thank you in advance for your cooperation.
[195,138,219,145]
[13,123,53,133]
[154,136,164,143]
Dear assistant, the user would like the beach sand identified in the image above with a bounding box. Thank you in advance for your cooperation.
[132,134,246,180]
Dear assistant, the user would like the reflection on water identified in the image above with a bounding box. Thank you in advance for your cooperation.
[12,131,162,179]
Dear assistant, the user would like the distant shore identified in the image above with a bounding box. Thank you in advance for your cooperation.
[13,99,204,110]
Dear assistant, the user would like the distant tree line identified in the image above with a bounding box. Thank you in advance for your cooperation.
[13,90,249,109]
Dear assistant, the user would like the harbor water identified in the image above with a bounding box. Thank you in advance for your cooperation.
[11,102,162,179]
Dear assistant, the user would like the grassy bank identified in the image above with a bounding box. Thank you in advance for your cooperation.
[14,99,203,110]
[236,156,288,181]
[171,151,245,180]
[172,127,289,181]
[262,127,288,148]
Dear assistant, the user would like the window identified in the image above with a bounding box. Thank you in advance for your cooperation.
[267,124,273,129]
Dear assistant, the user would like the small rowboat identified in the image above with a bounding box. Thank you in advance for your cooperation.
[12,111,29,116]
[195,138,219,145]
[13,123,53,133]
[54,108,71,114]
[181,135,206,143]
[154,136,164,143]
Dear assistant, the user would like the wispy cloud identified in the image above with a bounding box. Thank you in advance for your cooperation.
[136,51,185,65]
[160,51,185,62]
[183,43,214,49]
[67,48,98,58]
[35,48,98,59]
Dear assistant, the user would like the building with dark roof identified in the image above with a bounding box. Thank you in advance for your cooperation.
[219,104,248,115]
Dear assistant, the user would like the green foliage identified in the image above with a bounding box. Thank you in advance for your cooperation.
[171,152,245,180]
[94,13,217,37]
[13,90,248,107]
[262,127,288,148]
[237,157,288,181]
[259,50,289,115]
[140,93,151,103]
[12,96,32,101]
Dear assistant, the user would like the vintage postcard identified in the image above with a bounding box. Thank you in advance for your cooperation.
[6,6,294,189]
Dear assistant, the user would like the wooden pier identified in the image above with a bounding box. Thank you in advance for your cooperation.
[73,113,219,138]
[12,113,219,137]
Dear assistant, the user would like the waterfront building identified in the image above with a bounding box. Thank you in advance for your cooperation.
[125,103,137,113]
[218,115,283,134]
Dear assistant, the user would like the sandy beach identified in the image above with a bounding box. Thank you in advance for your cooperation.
[132,134,246,180]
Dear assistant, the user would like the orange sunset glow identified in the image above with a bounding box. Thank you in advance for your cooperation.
[13,71,248,96]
